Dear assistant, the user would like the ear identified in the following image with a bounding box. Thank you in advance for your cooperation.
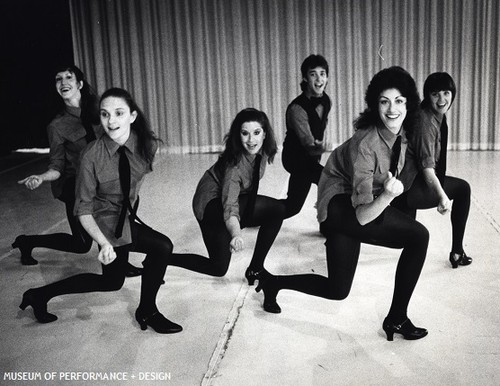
[77,81,83,90]
[130,110,138,123]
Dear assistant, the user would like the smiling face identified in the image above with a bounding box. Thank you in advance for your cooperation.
[429,90,453,117]
[240,121,265,156]
[99,96,137,145]
[55,70,82,104]
[304,66,328,97]
[378,88,407,134]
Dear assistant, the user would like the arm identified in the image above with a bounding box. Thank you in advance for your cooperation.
[287,104,325,156]
[422,167,451,214]
[78,214,117,265]
[225,216,244,253]
[355,172,404,225]
[20,120,66,190]
[221,164,245,253]
[18,169,61,190]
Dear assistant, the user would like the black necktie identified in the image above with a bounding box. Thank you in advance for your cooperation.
[115,146,131,238]
[389,135,402,177]
[82,120,96,143]
[435,115,448,181]
[242,154,262,224]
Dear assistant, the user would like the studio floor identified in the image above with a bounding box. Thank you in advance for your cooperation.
[0,150,499,386]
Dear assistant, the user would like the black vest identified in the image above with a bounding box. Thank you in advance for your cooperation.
[283,92,331,163]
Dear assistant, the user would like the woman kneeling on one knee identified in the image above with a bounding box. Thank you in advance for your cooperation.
[257,66,430,341]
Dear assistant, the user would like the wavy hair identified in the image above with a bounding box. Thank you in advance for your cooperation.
[100,88,160,164]
[354,66,422,137]
[214,108,277,175]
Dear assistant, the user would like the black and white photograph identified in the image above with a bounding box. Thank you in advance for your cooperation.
[1,0,499,385]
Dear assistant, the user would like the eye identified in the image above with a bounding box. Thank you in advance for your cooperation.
[241,130,249,136]
[396,98,406,105]
[379,99,388,106]
[116,111,124,116]
[100,111,109,118]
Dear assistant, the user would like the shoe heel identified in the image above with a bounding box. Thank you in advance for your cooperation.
[385,330,394,341]
[139,321,147,331]
[19,299,28,311]
[247,277,255,286]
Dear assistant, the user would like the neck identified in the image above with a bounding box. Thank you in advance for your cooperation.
[114,132,130,147]
[64,96,81,108]
[306,91,323,98]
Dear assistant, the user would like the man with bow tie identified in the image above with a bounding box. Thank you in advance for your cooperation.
[281,54,332,219]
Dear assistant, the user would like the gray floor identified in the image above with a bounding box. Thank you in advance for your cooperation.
[0,151,499,386]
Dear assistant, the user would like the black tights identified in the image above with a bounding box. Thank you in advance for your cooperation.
[168,196,285,276]
[274,194,429,321]
[403,173,471,254]
[35,221,175,314]
[21,197,93,256]
[282,154,323,219]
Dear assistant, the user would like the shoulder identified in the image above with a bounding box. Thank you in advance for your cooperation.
[80,137,103,163]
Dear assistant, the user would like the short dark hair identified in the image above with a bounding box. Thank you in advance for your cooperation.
[215,108,277,174]
[421,72,457,109]
[300,54,329,92]
[354,66,421,136]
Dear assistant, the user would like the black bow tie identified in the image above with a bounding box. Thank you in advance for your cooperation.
[310,96,324,108]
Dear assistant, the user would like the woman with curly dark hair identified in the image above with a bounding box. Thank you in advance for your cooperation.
[167,108,284,286]
[257,67,430,341]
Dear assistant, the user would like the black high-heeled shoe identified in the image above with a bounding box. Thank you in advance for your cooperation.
[245,267,269,286]
[255,275,281,314]
[19,289,57,323]
[449,251,473,269]
[135,309,183,334]
[12,236,38,266]
[382,317,427,341]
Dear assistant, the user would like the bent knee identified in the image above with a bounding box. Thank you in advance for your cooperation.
[327,283,351,300]
[106,276,125,291]
[212,263,229,277]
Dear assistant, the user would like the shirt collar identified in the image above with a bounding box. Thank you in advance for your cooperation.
[377,124,407,147]
[103,131,138,156]
[65,105,81,118]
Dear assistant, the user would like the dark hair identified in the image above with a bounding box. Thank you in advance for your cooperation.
[100,88,159,164]
[214,108,277,175]
[300,54,329,92]
[421,72,457,109]
[354,66,421,136]
[52,65,99,126]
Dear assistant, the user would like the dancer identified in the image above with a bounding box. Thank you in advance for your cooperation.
[399,72,472,268]
[281,54,331,218]
[169,108,284,285]
[20,88,183,333]
[257,67,429,341]
[12,65,141,276]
